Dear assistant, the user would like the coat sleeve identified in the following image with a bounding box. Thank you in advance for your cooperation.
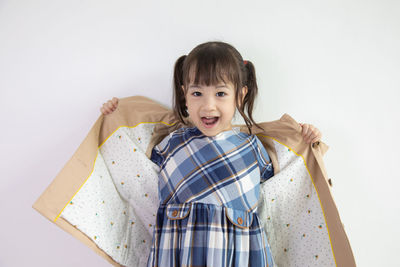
[254,136,274,183]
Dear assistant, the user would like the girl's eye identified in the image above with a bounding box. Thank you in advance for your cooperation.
[216,92,226,97]
[191,91,226,97]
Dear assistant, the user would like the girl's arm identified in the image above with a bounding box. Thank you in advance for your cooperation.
[299,123,322,144]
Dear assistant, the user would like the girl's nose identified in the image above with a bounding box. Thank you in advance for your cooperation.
[201,95,217,111]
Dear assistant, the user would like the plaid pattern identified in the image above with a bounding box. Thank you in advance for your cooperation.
[147,126,275,267]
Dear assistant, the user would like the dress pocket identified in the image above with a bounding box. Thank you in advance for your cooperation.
[224,206,254,229]
[166,203,192,220]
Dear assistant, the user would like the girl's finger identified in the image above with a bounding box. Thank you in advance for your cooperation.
[308,124,316,135]
[303,128,313,144]
[312,128,322,141]
[103,103,113,113]
[308,126,319,143]
[103,104,110,112]
[305,126,314,139]
[107,101,115,110]
[302,124,322,144]
[112,99,118,108]
[302,124,310,137]
[312,129,323,142]
[307,134,315,143]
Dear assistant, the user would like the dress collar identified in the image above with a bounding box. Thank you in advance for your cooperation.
[191,126,241,140]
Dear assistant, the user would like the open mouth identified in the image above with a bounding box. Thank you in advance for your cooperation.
[201,117,219,128]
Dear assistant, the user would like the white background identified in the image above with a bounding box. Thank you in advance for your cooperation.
[1,0,399,266]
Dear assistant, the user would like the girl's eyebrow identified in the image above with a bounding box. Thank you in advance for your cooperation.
[189,83,229,89]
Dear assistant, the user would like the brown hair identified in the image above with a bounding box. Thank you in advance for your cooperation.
[172,41,263,135]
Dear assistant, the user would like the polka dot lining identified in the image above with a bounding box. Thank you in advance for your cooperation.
[258,139,335,266]
[61,123,159,266]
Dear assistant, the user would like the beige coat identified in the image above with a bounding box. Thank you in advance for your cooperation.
[32,96,356,267]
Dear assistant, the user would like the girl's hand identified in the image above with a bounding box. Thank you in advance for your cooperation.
[299,123,322,144]
[100,97,119,115]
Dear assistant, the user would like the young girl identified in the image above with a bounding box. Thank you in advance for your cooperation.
[101,41,322,267]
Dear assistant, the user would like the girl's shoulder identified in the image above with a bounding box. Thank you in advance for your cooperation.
[249,133,264,145]
[242,133,267,152]
[170,126,199,138]
[156,126,197,148]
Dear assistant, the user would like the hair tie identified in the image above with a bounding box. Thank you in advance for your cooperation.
[243,60,248,65]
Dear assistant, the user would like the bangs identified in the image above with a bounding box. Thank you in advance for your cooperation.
[183,47,240,90]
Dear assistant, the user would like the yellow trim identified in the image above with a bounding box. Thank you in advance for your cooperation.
[256,133,337,267]
[54,120,177,222]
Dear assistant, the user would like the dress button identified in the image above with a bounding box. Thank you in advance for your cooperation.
[172,210,178,217]
[237,217,243,225]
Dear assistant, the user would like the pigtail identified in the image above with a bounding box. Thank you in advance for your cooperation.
[173,55,189,124]
[236,60,264,135]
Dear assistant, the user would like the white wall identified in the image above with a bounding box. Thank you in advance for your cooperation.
[1,0,399,266]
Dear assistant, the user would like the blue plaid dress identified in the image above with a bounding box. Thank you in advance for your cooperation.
[147,126,275,267]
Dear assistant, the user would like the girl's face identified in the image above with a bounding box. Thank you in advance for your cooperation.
[183,81,247,137]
